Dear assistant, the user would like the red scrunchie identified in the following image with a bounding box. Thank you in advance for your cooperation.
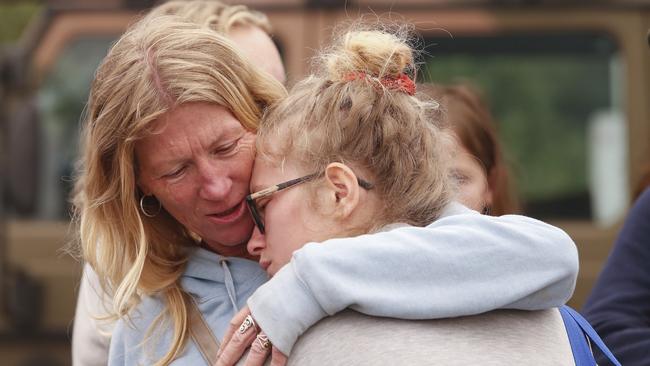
[343,71,416,96]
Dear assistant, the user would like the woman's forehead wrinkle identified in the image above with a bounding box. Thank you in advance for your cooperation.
[143,139,187,174]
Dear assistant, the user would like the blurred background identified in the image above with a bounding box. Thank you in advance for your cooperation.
[0,0,649,364]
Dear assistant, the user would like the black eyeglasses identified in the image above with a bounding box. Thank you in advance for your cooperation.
[245,172,374,234]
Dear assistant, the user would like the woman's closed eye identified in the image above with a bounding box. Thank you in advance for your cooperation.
[162,165,187,180]
[211,139,240,156]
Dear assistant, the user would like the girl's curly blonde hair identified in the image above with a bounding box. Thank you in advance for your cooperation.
[258,27,452,232]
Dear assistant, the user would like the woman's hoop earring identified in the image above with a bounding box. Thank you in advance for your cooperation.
[139,195,161,218]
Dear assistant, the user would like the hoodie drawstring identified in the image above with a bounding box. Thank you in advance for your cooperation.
[220,258,239,311]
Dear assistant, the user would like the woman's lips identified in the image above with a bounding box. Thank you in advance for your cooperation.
[207,200,246,224]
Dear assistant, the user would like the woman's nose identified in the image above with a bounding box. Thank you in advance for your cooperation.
[197,160,232,201]
[247,227,266,256]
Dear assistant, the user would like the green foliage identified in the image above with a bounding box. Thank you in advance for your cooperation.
[423,54,611,203]
[37,37,115,218]
[0,2,42,44]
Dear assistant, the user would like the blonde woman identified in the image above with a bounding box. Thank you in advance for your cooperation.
[74,4,577,366]
[75,12,286,366]
[71,1,284,365]
[219,29,576,366]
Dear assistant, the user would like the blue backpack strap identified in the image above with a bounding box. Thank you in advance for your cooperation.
[559,306,596,366]
[559,306,622,366]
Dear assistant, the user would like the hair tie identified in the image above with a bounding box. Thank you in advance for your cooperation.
[342,71,416,96]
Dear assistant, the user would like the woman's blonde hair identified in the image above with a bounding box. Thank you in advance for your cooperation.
[72,11,285,365]
[258,28,452,231]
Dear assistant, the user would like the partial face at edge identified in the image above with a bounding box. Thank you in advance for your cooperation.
[228,25,286,85]
[451,138,493,213]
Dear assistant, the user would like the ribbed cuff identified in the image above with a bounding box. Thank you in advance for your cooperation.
[247,263,327,355]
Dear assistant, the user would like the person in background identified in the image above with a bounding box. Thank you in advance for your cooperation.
[424,83,519,215]
[583,187,650,365]
[584,34,650,363]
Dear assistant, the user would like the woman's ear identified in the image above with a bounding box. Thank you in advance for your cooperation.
[136,176,153,197]
[323,162,360,218]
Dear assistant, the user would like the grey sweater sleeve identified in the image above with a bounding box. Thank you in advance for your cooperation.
[73,264,114,366]
[247,203,578,355]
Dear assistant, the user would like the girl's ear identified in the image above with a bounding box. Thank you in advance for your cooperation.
[323,162,360,218]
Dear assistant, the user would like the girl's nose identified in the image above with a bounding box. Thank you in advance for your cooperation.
[247,227,266,256]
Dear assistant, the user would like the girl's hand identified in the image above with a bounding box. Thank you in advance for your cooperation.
[216,306,288,366]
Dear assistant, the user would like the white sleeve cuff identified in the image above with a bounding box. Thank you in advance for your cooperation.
[247,263,328,355]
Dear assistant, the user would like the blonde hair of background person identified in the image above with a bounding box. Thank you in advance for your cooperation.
[148,0,270,33]
[146,0,285,83]
[424,84,519,215]
[72,14,285,366]
[216,27,574,366]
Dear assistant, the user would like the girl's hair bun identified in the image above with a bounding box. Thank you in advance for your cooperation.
[325,30,414,81]
[258,23,451,230]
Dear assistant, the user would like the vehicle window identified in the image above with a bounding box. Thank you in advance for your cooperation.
[421,33,627,224]
[6,36,115,220]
